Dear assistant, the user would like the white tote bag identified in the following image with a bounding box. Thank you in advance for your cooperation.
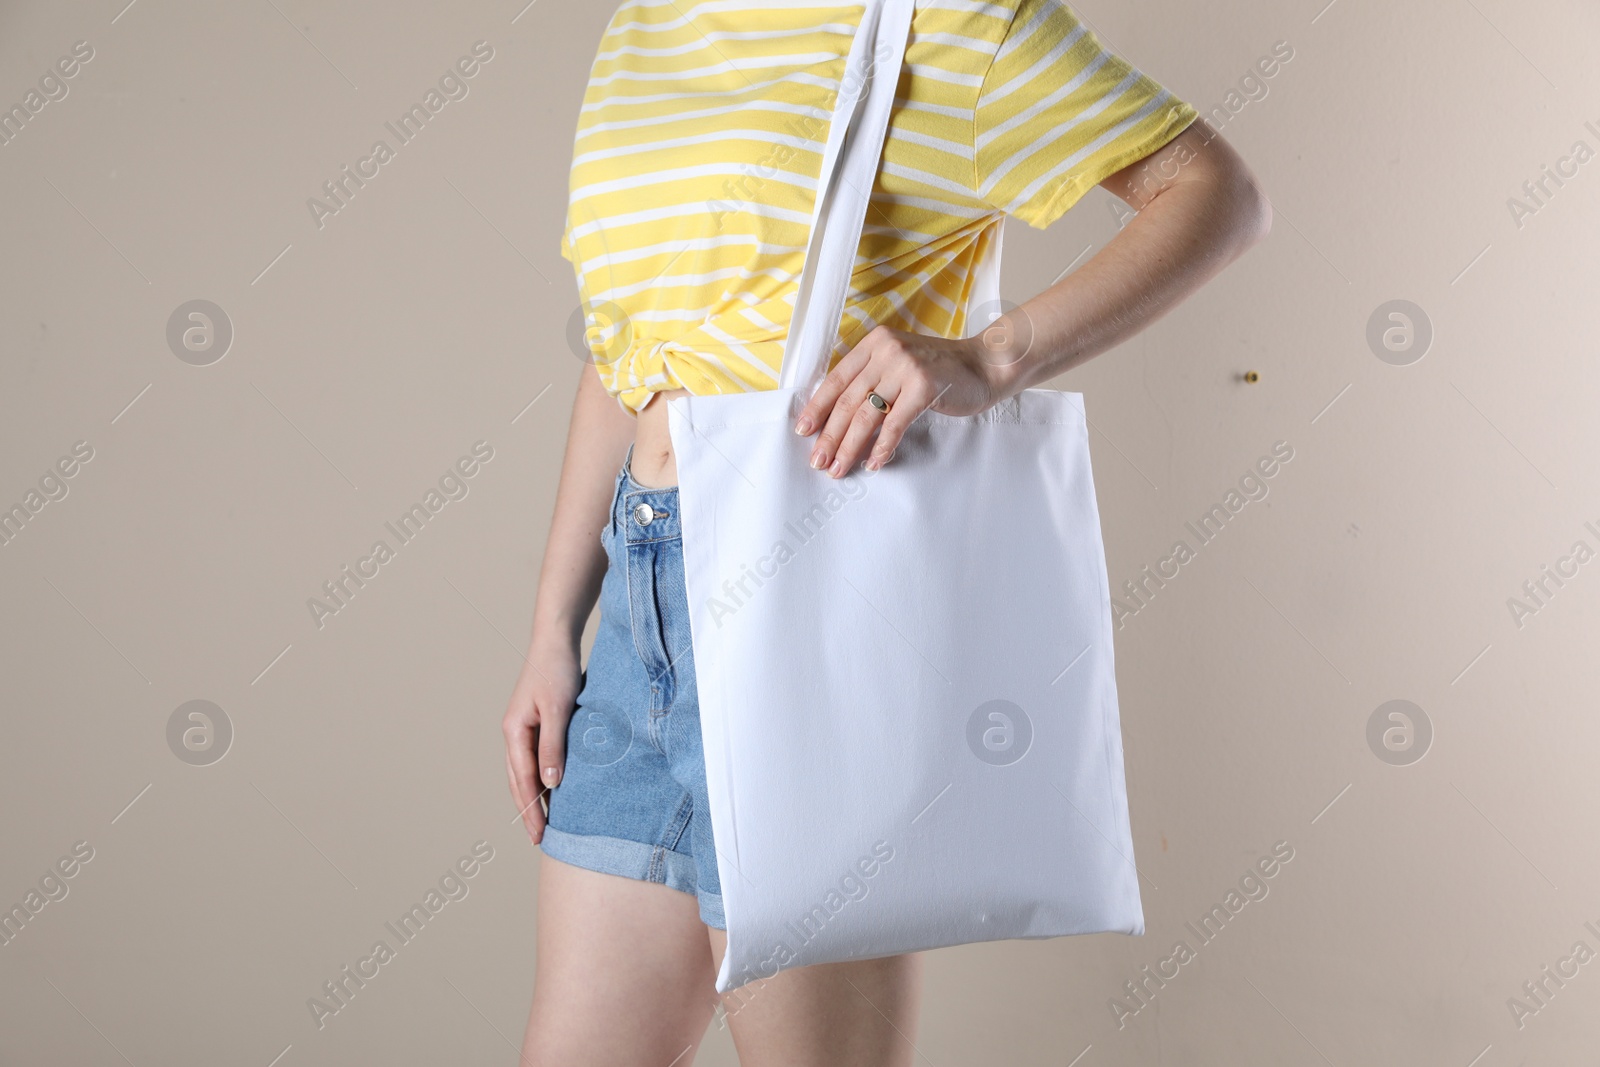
[667,0,1143,995]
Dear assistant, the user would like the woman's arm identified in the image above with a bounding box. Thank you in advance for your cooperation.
[795,119,1272,477]
[986,119,1272,396]
[504,365,636,844]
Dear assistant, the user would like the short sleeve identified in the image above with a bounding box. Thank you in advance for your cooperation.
[560,225,573,263]
[974,0,1198,228]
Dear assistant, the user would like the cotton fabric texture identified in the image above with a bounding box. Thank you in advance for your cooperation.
[667,0,1145,994]
[563,0,1198,412]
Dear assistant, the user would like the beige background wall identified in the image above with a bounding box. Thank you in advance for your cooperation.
[3,0,1598,1063]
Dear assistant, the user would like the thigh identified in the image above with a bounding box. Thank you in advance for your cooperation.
[709,928,926,1067]
[522,855,720,1067]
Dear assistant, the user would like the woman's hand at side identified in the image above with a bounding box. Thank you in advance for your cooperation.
[503,637,582,845]
[505,364,636,845]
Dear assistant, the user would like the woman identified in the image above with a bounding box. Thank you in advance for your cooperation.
[505,0,1269,1062]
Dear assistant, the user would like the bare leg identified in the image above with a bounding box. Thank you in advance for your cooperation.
[521,856,720,1066]
[708,929,925,1067]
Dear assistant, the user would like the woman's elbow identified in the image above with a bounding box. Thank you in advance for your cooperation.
[1212,149,1272,250]
[1235,174,1272,247]
[1182,124,1272,250]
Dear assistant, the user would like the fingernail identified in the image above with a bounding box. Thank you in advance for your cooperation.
[794,417,812,435]
[865,456,881,471]
[543,766,559,787]
[810,450,826,470]
[828,459,844,477]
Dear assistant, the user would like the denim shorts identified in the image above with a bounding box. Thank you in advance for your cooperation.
[540,443,725,929]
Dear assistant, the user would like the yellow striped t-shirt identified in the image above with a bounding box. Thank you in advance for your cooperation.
[562,0,1198,413]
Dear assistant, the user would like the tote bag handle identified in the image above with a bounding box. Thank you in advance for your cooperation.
[777,0,915,398]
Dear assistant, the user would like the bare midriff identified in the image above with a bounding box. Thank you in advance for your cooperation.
[628,385,693,488]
